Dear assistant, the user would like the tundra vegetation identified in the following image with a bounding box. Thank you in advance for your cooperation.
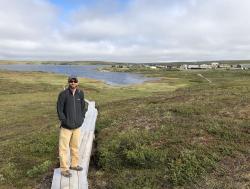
[0,67,249,189]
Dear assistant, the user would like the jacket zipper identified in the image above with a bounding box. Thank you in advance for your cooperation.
[73,94,76,125]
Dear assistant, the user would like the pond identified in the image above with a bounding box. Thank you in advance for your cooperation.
[0,64,153,86]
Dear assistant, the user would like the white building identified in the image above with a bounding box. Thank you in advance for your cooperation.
[241,64,250,70]
[219,64,231,69]
[188,65,200,69]
[200,64,212,69]
[180,64,188,69]
[211,62,219,68]
[149,66,157,69]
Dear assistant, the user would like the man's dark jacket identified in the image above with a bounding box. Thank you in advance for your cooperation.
[57,88,86,129]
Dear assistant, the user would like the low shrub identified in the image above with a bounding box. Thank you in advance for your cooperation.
[26,160,52,178]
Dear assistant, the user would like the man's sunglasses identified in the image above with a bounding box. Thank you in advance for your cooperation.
[69,80,78,83]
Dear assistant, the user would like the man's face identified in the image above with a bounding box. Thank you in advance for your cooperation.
[68,79,78,89]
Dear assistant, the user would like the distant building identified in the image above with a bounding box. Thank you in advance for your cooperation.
[211,62,219,68]
[180,64,188,70]
[188,65,200,69]
[232,64,242,69]
[172,65,179,69]
[219,64,231,69]
[200,64,212,69]
[241,64,250,70]
[156,65,166,68]
[149,66,157,69]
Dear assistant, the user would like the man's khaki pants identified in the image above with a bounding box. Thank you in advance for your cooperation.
[59,127,81,171]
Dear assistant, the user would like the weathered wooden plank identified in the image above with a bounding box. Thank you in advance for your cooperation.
[51,169,61,189]
[69,170,79,189]
[80,133,91,160]
[79,132,90,161]
[90,109,98,131]
[84,108,94,131]
[81,132,95,174]
[85,107,96,131]
[89,105,97,131]
[78,171,88,189]
[60,174,70,189]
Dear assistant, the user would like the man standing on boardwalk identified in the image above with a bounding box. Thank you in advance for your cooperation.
[57,75,85,177]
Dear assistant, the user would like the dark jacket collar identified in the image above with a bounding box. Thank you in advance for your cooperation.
[67,87,79,95]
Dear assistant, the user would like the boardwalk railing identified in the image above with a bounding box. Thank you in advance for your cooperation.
[51,100,98,189]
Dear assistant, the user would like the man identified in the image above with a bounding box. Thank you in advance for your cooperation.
[57,75,85,177]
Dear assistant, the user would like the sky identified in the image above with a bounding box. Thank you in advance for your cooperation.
[0,0,250,63]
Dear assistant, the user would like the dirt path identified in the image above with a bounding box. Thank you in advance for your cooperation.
[197,73,212,83]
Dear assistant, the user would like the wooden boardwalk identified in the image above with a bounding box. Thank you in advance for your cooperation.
[51,100,98,189]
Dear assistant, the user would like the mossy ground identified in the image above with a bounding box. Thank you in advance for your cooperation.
[90,69,250,189]
[0,68,249,189]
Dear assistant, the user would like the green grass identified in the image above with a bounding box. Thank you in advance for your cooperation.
[0,68,249,188]
[90,69,250,189]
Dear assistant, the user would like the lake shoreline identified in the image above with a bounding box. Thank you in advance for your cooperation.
[0,64,153,86]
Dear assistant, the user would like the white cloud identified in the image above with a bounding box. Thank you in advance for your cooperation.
[0,0,250,62]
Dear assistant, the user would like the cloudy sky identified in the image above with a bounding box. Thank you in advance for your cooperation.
[0,0,250,63]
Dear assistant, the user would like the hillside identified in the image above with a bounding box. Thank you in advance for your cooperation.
[0,69,249,188]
